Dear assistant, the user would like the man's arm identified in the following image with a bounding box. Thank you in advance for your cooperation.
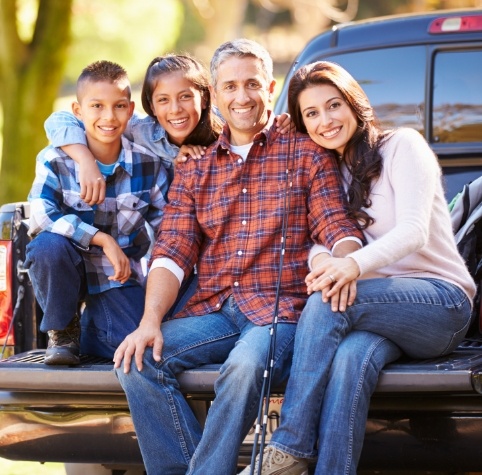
[113,267,180,373]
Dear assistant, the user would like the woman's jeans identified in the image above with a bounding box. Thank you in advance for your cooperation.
[269,277,472,475]
[115,296,296,475]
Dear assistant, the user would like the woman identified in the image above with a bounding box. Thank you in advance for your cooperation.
[242,61,476,475]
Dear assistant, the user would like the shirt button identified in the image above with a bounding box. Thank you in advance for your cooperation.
[242,188,247,193]
[280,316,288,321]
[216,303,221,308]
[259,142,264,146]
[242,220,247,225]
[234,281,239,287]
[237,158,243,164]
[226,150,230,155]
[238,251,243,256]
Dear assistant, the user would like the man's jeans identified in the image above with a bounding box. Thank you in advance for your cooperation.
[24,232,145,359]
[115,296,296,475]
[269,277,473,475]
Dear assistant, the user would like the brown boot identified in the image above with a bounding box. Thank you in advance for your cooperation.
[44,315,81,365]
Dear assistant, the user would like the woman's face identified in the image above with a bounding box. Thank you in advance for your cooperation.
[298,84,357,156]
[150,70,206,146]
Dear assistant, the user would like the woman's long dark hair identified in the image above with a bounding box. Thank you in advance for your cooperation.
[141,54,223,147]
[288,61,389,229]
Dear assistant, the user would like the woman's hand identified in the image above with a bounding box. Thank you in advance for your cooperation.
[174,144,207,165]
[306,256,361,312]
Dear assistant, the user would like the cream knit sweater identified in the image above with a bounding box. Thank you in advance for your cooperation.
[309,128,476,300]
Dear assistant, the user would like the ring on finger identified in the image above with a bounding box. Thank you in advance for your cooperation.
[328,274,336,283]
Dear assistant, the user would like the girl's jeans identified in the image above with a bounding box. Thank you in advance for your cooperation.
[269,277,472,475]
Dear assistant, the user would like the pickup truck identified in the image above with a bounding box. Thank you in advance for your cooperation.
[1,8,482,475]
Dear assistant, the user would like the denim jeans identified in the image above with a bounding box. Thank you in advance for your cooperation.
[115,296,296,475]
[24,232,145,359]
[269,277,472,475]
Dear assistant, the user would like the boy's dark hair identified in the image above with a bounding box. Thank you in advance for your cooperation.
[77,60,131,99]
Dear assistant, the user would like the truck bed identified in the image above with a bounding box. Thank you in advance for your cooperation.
[3,343,482,471]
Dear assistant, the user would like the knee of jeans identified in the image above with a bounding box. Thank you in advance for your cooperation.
[219,347,265,388]
[26,233,72,265]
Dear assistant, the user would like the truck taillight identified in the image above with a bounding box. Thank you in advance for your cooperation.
[0,241,14,348]
[429,15,482,33]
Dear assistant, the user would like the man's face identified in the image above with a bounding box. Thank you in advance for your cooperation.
[210,56,276,146]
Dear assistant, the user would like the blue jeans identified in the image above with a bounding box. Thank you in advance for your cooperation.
[115,296,296,475]
[269,277,472,475]
[25,232,145,359]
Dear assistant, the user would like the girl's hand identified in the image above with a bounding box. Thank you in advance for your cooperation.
[174,144,207,165]
[275,113,295,134]
[78,159,105,205]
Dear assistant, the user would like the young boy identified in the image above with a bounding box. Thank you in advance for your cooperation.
[25,60,169,365]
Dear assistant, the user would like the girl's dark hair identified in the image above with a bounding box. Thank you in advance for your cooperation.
[141,54,223,146]
[288,61,389,229]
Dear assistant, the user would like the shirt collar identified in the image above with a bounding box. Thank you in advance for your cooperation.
[73,138,129,183]
[214,111,277,157]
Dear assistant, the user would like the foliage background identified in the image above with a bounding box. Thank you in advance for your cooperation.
[0,0,481,202]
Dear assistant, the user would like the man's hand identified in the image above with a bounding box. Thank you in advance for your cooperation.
[113,321,164,373]
[174,144,207,165]
[91,232,131,283]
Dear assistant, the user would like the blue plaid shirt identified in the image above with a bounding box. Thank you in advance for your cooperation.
[28,136,169,294]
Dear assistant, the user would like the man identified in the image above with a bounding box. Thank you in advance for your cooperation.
[113,39,363,475]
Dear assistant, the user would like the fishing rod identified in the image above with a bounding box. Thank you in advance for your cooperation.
[250,101,298,475]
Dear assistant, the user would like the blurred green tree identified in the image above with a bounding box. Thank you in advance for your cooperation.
[0,0,73,204]
[0,0,182,204]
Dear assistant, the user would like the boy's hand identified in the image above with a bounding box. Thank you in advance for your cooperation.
[174,144,206,165]
[91,232,131,284]
[275,113,295,134]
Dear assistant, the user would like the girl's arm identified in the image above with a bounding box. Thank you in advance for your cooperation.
[45,111,104,205]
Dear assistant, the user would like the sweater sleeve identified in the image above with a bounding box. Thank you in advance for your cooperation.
[348,128,440,275]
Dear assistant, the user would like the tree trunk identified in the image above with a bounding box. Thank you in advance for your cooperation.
[0,0,73,204]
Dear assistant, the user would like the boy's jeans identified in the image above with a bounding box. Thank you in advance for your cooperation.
[24,232,145,358]
[24,232,197,359]
[269,277,472,475]
[115,296,296,475]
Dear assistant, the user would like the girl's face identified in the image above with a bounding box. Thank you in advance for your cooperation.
[298,84,357,156]
[150,71,206,146]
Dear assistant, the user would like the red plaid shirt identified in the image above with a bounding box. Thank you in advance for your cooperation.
[151,119,363,325]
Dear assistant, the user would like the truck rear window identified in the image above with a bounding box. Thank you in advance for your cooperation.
[432,49,482,144]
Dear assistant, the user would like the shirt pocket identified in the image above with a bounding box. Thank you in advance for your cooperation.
[117,192,149,236]
[62,190,93,215]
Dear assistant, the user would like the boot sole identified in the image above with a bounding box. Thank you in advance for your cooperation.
[44,348,80,366]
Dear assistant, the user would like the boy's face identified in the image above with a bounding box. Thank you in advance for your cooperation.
[72,79,134,146]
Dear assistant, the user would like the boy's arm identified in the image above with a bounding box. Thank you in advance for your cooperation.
[44,111,105,205]
[28,150,99,250]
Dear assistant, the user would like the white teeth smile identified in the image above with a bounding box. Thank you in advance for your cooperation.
[99,126,116,131]
[170,118,188,125]
[233,107,251,114]
[322,127,341,138]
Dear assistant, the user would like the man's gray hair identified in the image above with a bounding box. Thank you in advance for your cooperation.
[210,38,274,87]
